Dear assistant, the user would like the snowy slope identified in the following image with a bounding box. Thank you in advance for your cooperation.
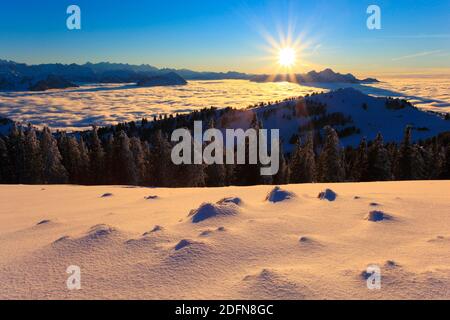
[0,181,449,299]
[217,88,450,152]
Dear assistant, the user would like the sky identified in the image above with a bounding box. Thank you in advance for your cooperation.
[0,0,449,77]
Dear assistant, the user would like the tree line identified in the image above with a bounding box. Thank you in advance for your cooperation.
[1,122,449,187]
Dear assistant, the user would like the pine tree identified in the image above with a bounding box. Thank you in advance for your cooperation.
[352,138,369,181]
[7,124,25,183]
[114,131,138,185]
[367,133,392,181]
[204,119,226,187]
[130,137,147,185]
[273,144,289,185]
[89,128,105,184]
[233,113,263,186]
[317,126,344,182]
[148,130,174,187]
[78,137,91,184]
[23,126,43,184]
[173,134,207,187]
[442,145,450,179]
[410,145,427,180]
[103,135,115,184]
[289,135,316,183]
[40,127,67,184]
[59,135,84,184]
[205,161,226,187]
[0,137,10,183]
[428,139,444,179]
[397,126,413,180]
[141,140,152,185]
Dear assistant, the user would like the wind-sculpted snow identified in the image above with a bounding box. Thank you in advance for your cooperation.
[265,186,296,203]
[0,182,449,299]
[188,201,240,223]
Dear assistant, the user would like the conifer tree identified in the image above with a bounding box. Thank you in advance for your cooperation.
[397,126,413,180]
[317,126,344,182]
[0,137,10,183]
[233,114,263,186]
[273,144,289,185]
[352,138,369,181]
[289,135,316,183]
[23,126,43,184]
[78,137,91,184]
[103,135,115,184]
[114,131,138,185]
[7,124,25,183]
[40,127,67,184]
[442,145,450,179]
[148,130,174,187]
[368,133,392,181]
[130,137,147,185]
[204,119,226,187]
[59,135,83,184]
[89,128,105,184]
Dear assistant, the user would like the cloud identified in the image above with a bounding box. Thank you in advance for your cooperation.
[392,50,444,61]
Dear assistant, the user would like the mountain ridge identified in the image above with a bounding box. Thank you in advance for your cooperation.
[0,59,378,91]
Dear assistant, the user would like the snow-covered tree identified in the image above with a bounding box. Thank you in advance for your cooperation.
[273,144,289,185]
[368,133,392,181]
[59,134,84,184]
[78,137,90,184]
[114,131,138,185]
[0,137,10,183]
[352,138,369,181]
[7,124,25,183]
[130,137,147,185]
[23,126,43,184]
[40,127,67,184]
[148,130,174,187]
[289,135,316,183]
[103,135,115,184]
[204,119,226,187]
[318,126,345,182]
[89,128,105,184]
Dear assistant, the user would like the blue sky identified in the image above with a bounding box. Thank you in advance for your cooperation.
[0,0,449,76]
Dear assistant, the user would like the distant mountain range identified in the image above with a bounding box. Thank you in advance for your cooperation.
[251,68,379,84]
[0,59,251,91]
[0,59,378,91]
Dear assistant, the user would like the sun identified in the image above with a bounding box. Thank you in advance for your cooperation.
[278,47,296,68]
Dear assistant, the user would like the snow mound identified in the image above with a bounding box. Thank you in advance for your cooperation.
[188,202,239,223]
[241,268,309,299]
[199,230,213,237]
[318,189,337,201]
[265,186,296,203]
[143,225,163,236]
[36,219,52,225]
[86,224,116,238]
[101,193,113,198]
[298,236,323,249]
[366,211,392,222]
[217,197,243,206]
[299,236,316,244]
[53,235,70,244]
[385,260,400,268]
[428,235,450,243]
[174,239,199,251]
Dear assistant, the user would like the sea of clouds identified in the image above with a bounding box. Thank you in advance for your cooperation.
[0,78,448,131]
